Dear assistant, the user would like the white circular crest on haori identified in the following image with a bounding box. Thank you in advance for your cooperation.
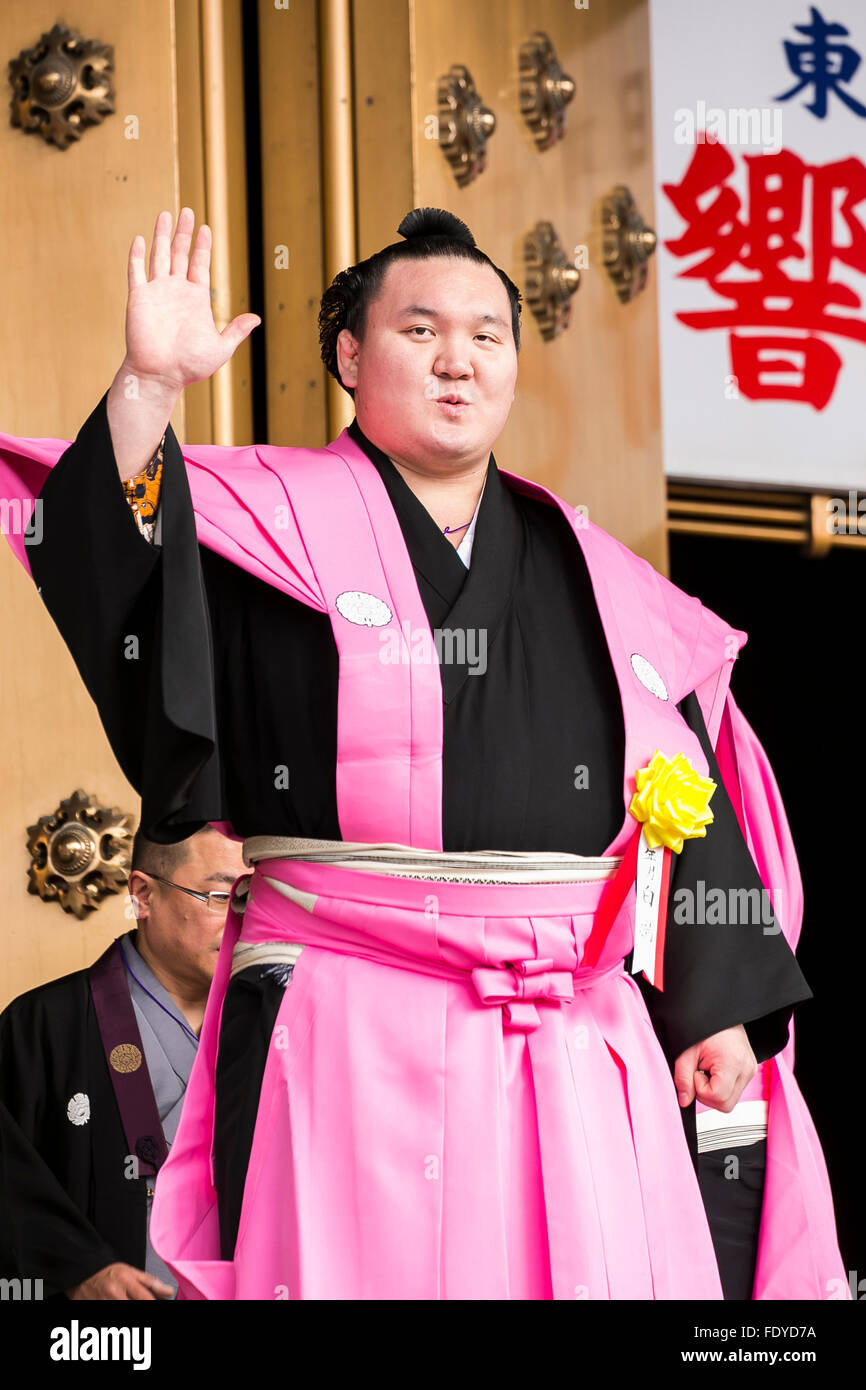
[630,653,669,701]
[335,591,393,627]
[67,1092,90,1126]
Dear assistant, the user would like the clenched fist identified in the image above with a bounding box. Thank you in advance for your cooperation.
[674,1023,758,1112]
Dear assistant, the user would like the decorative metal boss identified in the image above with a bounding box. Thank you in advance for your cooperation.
[437,64,496,187]
[27,790,133,918]
[9,22,114,150]
[601,186,657,304]
[519,32,575,151]
[524,222,581,340]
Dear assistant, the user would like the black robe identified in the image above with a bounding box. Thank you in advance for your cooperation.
[0,957,149,1298]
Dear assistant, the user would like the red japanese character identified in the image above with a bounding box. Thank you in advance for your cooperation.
[662,141,866,409]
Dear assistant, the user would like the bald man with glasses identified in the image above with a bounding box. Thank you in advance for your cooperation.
[0,823,245,1300]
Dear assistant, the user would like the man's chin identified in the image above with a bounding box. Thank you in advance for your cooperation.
[424,422,496,456]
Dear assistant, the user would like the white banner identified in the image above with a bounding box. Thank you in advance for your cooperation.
[650,0,866,490]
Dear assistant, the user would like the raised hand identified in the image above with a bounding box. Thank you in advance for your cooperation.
[107,208,261,479]
[124,207,261,392]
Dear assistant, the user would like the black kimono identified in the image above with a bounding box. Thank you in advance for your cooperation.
[0,957,147,1298]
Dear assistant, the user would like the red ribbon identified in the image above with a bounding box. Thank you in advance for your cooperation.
[580,825,671,992]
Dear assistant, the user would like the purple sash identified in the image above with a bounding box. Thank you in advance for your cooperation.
[89,939,168,1178]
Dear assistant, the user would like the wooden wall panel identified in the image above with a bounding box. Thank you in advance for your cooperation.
[0,1,185,1008]
[258,0,328,446]
[352,0,415,257]
[0,1,249,1006]
[200,0,257,444]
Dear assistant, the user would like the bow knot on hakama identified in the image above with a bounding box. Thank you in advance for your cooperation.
[470,958,575,1031]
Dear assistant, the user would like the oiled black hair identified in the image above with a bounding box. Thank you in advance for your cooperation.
[318,208,522,397]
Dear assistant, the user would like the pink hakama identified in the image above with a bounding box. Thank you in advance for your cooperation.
[151,857,724,1300]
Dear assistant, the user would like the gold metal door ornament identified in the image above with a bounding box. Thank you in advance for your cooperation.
[523,222,581,341]
[600,185,657,304]
[27,790,133,918]
[437,64,496,187]
[519,32,575,151]
[8,22,114,150]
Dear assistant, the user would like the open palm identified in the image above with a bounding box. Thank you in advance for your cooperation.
[124,207,260,391]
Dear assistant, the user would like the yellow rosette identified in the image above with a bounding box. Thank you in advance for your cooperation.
[629,750,716,854]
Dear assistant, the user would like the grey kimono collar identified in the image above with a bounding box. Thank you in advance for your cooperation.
[118,931,199,1069]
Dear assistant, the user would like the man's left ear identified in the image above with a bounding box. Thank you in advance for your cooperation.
[127,873,152,922]
[336,328,360,390]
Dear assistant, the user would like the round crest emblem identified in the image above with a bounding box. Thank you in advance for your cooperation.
[335,591,393,627]
[67,1092,90,1126]
[110,1043,143,1073]
[136,1134,162,1166]
[630,653,669,701]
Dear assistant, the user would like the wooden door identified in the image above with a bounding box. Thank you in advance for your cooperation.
[0,0,253,1006]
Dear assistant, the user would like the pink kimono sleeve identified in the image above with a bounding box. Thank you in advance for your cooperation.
[714,690,849,1299]
[715,691,803,954]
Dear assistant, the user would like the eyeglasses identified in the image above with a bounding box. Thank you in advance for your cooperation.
[144,873,233,914]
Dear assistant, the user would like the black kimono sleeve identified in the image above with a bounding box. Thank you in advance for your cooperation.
[27,391,224,842]
[0,1097,117,1298]
[0,984,131,1298]
[636,690,812,1065]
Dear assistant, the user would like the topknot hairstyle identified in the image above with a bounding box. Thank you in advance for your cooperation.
[318,207,522,397]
